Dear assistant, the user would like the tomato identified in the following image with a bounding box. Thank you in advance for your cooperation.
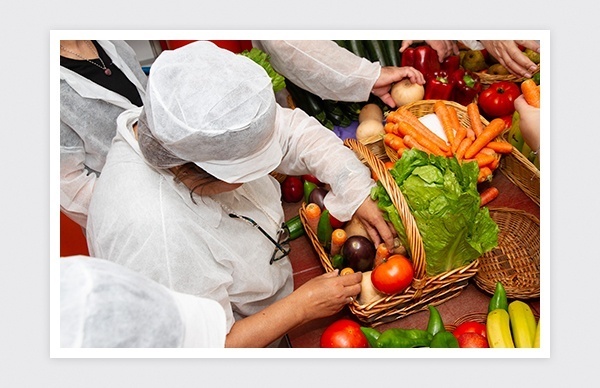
[280,176,303,203]
[371,254,414,295]
[477,81,521,119]
[320,318,368,348]
[329,213,346,229]
[457,332,489,348]
[499,114,513,130]
[452,321,487,339]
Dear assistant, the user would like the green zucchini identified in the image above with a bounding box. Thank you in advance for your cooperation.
[344,40,368,59]
[333,40,347,49]
[285,215,305,241]
[383,40,401,67]
[364,40,390,67]
[285,80,327,124]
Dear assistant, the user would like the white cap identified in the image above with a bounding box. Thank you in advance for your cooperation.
[142,40,282,183]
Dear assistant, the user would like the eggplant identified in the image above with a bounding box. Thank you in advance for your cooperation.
[341,235,375,272]
[308,187,328,210]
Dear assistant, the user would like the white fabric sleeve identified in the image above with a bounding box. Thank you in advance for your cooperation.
[253,40,381,102]
[459,40,484,50]
[274,106,375,221]
[170,290,227,348]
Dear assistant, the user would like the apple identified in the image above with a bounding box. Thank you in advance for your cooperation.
[457,332,489,348]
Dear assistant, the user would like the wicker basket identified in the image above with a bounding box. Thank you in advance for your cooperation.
[498,145,540,205]
[300,138,480,326]
[474,208,540,299]
[475,64,540,85]
[381,100,501,168]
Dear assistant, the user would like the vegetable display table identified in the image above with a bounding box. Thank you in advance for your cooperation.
[282,169,540,348]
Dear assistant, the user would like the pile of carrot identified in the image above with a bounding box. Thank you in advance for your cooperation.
[385,101,514,184]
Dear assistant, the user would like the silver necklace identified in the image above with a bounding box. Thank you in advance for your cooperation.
[60,41,112,76]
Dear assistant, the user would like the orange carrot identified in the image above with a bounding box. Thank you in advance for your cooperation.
[478,147,496,156]
[464,118,506,159]
[486,141,514,154]
[474,152,496,168]
[466,128,475,141]
[477,166,493,183]
[488,157,500,171]
[521,79,540,108]
[455,137,473,161]
[340,267,355,276]
[383,133,405,151]
[396,121,447,156]
[374,243,390,267]
[433,100,455,146]
[467,103,485,138]
[305,203,321,233]
[396,108,450,152]
[402,135,431,154]
[448,105,463,142]
[451,125,467,154]
[384,122,397,134]
[480,187,499,207]
[330,229,347,256]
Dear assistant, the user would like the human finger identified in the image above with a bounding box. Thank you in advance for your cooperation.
[399,40,413,53]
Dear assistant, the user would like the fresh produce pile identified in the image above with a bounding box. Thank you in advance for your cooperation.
[320,281,540,348]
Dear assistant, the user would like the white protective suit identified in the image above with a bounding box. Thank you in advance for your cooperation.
[253,40,381,102]
[60,40,147,227]
[60,256,226,348]
[86,41,375,332]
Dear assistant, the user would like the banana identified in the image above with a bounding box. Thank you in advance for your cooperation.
[508,300,537,348]
[533,318,541,348]
[486,309,515,348]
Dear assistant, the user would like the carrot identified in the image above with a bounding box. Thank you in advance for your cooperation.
[478,147,496,156]
[384,122,397,134]
[474,152,497,168]
[466,128,475,141]
[467,103,485,137]
[455,137,473,161]
[451,125,467,154]
[433,100,455,146]
[340,267,355,276]
[403,135,431,154]
[383,133,405,151]
[374,243,390,267]
[477,166,493,183]
[521,79,540,108]
[486,141,514,154]
[464,118,506,159]
[480,187,499,207]
[488,157,500,171]
[396,121,447,156]
[448,105,463,141]
[330,229,347,256]
[396,108,450,152]
[305,203,321,233]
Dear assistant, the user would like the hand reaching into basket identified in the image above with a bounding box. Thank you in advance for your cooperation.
[400,40,460,62]
[372,66,426,108]
[479,40,540,78]
[353,196,397,251]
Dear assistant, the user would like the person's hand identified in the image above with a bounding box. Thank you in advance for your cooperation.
[353,196,396,250]
[372,66,425,108]
[294,270,362,321]
[514,94,540,153]
[399,40,459,62]
[479,40,540,78]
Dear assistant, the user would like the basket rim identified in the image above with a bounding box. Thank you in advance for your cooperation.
[475,64,540,84]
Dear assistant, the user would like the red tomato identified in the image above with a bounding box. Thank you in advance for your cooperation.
[457,332,489,348]
[499,114,513,130]
[280,176,304,203]
[452,321,487,339]
[371,254,414,295]
[320,319,368,348]
[329,213,346,229]
[477,81,521,119]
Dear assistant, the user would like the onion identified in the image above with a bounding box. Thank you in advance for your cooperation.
[391,78,425,107]
[355,119,385,143]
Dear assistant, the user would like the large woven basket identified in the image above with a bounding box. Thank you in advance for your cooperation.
[382,100,501,167]
[300,138,480,326]
[475,65,540,85]
[474,208,540,299]
[498,143,540,205]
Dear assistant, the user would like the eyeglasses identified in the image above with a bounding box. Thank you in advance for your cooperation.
[228,213,291,265]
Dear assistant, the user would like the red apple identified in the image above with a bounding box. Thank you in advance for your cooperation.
[457,332,489,348]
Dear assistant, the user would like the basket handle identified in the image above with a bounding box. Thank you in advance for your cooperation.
[343,138,427,281]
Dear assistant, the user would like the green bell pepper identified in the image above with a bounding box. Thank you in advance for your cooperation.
[373,328,433,348]
[488,282,509,313]
[430,331,460,348]
[360,327,381,348]
[426,305,446,337]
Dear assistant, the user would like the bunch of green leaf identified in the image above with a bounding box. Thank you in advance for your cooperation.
[371,149,498,276]
[239,48,286,93]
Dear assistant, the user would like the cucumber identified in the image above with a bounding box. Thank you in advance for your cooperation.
[344,40,368,59]
[285,80,328,124]
[383,40,401,67]
[285,215,305,241]
[364,40,390,67]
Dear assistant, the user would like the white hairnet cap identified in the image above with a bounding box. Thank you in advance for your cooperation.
[142,40,281,183]
[60,256,226,348]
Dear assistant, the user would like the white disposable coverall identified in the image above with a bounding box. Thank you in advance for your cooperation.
[60,40,147,227]
[87,105,375,332]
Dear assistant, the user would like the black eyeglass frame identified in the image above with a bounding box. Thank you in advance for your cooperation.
[228,213,291,265]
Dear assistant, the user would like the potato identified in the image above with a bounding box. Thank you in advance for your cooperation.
[355,119,385,143]
[358,103,383,123]
[357,271,386,306]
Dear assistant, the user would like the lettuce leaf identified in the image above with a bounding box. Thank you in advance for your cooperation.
[371,149,498,276]
[239,48,286,93]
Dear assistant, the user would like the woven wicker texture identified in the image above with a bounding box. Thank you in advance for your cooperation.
[475,65,540,85]
[474,208,540,299]
[499,141,540,205]
[300,137,480,326]
[444,306,540,332]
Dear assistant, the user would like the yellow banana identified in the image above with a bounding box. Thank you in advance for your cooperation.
[508,300,537,348]
[533,318,541,348]
[486,309,515,348]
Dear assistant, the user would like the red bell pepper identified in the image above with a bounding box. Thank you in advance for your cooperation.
[449,69,482,106]
[401,45,440,78]
[424,70,455,100]
[441,55,461,73]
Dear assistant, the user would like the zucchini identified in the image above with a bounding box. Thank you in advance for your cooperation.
[344,40,368,59]
[364,40,390,67]
[285,80,327,124]
[285,215,305,241]
[333,40,347,49]
[383,40,401,67]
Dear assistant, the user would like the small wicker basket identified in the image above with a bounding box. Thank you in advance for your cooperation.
[474,207,540,299]
[300,138,480,326]
[475,65,540,85]
[499,144,540,205]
